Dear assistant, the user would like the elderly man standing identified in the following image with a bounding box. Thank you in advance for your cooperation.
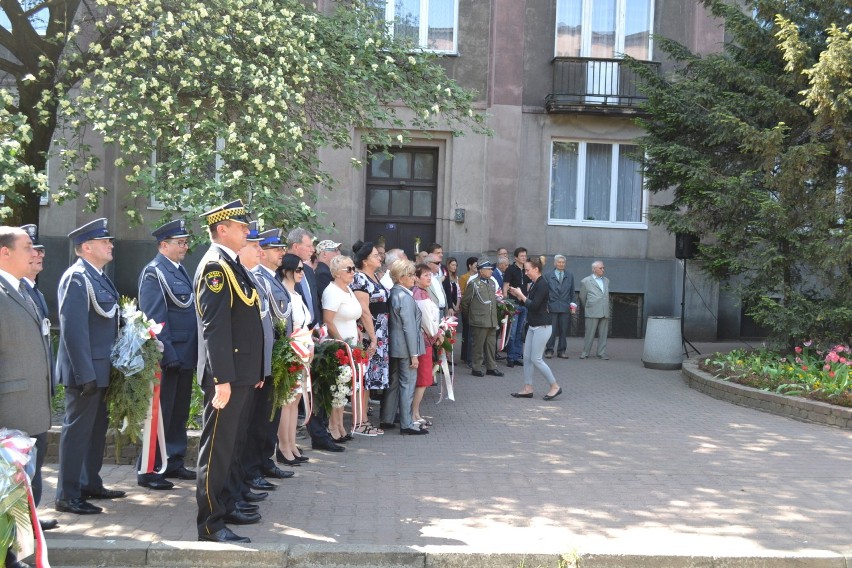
[544,254,575,359]
[314,239,341,300]
[136,219,198,491]
[579,260,610,360]
[380,248,406,290]
[55,218,124,516]
[0,226,54,568]
[194,200,264,543]
[461,260,504,378]
[425,253,447,318]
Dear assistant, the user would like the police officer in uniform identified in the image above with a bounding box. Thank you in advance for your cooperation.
[55,219,125,515]
[194,200,264,544]
[252,229,298,473]
[18,224,59,532]
[136,219,198,490]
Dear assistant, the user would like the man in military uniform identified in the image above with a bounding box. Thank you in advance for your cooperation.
[461,260,504,378]
[0,226,53,568]
[18,224,59,532]
[194,200,264,544]
[251,229,297,477]
[136,219,198,491]
[55,219,125,516]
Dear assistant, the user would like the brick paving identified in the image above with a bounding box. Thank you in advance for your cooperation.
[39,339,852,557]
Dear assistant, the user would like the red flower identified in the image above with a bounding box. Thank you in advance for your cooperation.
[336,349,345,359]
[828,371,836,378]
[801,365,808,371]
[794,346,802,354]
[450,339,456,344]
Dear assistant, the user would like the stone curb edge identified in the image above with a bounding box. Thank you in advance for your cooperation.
[44,540,852,568]
[681,360,852,430]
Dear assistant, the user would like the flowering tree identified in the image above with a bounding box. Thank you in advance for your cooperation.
[627,0,851,344]
[54,0,487,229]
[0,89,48,219]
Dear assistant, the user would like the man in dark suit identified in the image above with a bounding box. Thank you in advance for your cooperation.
[544,254,575,359]
[55,218,125,516]
[0,226,54,568]
[18,225,59,533]
[287,229,344,452]
[314,239,340,300]
[136,219,198,491]
[194,200,264,544]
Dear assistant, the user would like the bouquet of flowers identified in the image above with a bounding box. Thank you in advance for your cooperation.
[311,341,354,414]
[107,297,163,450]
[1,429,46,567]
[497,298,518,351]
[269,320,306,418]
[435,316,458,358]
[433,316,458,402]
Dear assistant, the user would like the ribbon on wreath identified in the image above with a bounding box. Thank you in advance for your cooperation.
[138,364,168,476]
[435,316,458,403]
[290,328,314,425]
[334,340,362,432]
[0,432,50,568]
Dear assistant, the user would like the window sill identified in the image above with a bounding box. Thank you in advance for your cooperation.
[548,219,648,230]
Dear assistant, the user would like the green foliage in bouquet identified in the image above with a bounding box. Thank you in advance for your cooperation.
[311,341,350,415]
[270,320,305,420]
[497,299,517,323]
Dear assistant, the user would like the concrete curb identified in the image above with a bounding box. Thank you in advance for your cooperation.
[44,541,852,568]
[681,359,852,430]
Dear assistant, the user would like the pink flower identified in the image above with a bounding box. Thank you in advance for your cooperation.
[826,352,840,363]
[824,364,831,371]
[794,346,802,353]
[828,371,836,378]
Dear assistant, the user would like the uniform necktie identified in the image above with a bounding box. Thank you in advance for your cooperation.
[178,264,190,282]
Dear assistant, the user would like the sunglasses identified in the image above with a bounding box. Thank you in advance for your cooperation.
[342,266,356,273]
[294,267,304,273]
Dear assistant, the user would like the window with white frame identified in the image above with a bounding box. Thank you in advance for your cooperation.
[374,0,459,54]
[148,137,224,209]
[555,0,653,59]
[549,140,646,227]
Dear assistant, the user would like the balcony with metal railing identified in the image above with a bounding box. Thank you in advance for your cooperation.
[545,57,660,115]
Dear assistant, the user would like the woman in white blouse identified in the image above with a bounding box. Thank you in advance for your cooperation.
[275,253,313,465]
[321,254,363,441]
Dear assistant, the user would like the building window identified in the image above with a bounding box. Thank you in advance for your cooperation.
[555,0,653,60]
[374,0,459,54]
[549,140,646,228]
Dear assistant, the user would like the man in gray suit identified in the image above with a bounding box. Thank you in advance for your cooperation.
[578,260,610,360]
[544,254,575,359]
[0,226,54,568]
[55,218,124,516]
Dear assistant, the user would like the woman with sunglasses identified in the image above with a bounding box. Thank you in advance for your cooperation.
[350,240,390,436]
[274,253,314,465]
[322,254,363,441]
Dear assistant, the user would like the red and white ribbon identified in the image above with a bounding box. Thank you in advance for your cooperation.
[498,316,510,351]
[138,364,168,476]
[290,328,314,424]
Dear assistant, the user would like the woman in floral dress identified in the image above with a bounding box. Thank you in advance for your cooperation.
[350,240,390,436]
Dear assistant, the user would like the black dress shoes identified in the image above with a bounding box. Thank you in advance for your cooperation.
[510,392,534,398]
[242,490,268,502]
[543,387,563,401]
[55,498,102,515]
[506,360,515,368]
[486,369,504,377]
[295,455,309,463]
[137,473,175,490]
[235,500,259,513]
[312,439,345,452]
[247,477,277,491]
[471,370,484,377]
[198,527,251,543]
[82,487,126,500]
[400,427,429,435]
[39,518,59,531]
[277,455,302,466]
[164,466,197,480]
[262,465,295,479]
[224,509,261,525]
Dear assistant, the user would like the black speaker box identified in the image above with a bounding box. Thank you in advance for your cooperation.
[675,233,699,260]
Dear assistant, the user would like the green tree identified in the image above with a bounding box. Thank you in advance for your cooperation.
[628,0,851,345]
[54,0,486,230]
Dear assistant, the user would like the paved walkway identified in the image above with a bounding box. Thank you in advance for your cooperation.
[39,339,852,561]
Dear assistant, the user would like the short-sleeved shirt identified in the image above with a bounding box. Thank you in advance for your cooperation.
[504,263,530,290]
[321,283,363,343]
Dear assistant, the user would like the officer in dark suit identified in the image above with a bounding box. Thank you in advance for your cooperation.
[136,219,198,491]
[55,219,125,516]
[252,229,298,476]
[18,224,59,532]
[194,200,264,544]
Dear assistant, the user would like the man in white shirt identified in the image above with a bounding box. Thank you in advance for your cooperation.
[425,254,447,318]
